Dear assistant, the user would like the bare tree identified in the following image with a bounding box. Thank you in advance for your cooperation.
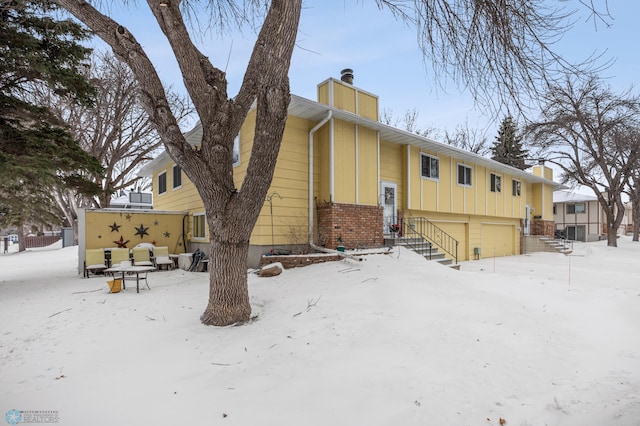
[622,128,640,241]
[379,107,439,138]
[53,0,604,326]
[527,75,640,247]
[626,167,640,242]
[443,120,490,155]
[34,52,193,242]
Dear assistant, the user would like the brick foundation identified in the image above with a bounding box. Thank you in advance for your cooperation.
[531,220,554,238]
[316,202,384,249]
[260,253,342,269]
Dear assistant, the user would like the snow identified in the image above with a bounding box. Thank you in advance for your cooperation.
[553,190,598,203]
[1,238,639,425]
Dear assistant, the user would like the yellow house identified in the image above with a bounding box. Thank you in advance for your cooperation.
[139,73,559,267]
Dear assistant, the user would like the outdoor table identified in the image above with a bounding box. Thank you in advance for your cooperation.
[105,265,155,293]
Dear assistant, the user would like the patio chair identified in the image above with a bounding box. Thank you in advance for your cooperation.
[84,248,107,278]
[132,246,154,267]
[153,246,173,270]
[109,248,130,267]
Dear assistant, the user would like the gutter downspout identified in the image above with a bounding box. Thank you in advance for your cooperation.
[308,111,333,248]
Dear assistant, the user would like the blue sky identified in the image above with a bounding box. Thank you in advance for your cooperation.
[97,1,640,138]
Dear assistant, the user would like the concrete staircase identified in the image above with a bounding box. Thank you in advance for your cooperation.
[524,236,573,255]
[385,236,460,269]
[541,237,573,255]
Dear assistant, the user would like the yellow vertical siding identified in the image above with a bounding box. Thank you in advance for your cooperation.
[250,115,315,246]
[379,141,403,208]
[333,120,356,203]
[84,210,186,253]
[407,146,421,210]
[317,78,379,121]
[332,83,357,114]
[357,126,379,205]
[317,83,330,106]
[357,91,378,121]
[316,125,331,204]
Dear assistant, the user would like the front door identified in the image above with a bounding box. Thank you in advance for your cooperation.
[381,181,398,234]
[524,205,531,236]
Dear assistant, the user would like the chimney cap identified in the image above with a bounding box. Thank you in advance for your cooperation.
[340,68,354,84]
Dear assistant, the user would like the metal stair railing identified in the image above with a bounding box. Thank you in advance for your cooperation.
[390,222,432,261]
[399,217,458,264]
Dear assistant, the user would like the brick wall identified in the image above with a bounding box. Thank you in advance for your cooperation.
[531,220,554,238]
[317,202,384,249]
[260,253,342,269]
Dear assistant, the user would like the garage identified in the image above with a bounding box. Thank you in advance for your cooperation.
[481,223,516,257]
[432,222,468,262]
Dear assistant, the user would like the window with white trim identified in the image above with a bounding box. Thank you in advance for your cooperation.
[420,153,439,179]
[457,164,472,186]
[512,179,521,196]
[172,164,182,189]
[193,213,206,239]
[490,173,502,193]
[158,171,167,195]
[566,203,585,214]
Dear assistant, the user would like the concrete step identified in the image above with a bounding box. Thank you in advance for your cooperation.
[388,236,459,269]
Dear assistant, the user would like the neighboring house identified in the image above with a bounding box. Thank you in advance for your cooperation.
[139,73,560,267]
[553,190,632,241]
[109,190,153,209]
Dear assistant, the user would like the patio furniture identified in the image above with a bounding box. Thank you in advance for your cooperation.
[109,248,130,267]
[132,246,154,267]
[84,249,107,278]
[104,264,154,293]
[153,246,173,270]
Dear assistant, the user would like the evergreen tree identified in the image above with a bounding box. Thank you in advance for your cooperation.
[0,1,102,246]
[490,116,528,170]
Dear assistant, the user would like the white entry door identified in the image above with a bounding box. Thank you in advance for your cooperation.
[380,181,398,234]
[524,205,531,236]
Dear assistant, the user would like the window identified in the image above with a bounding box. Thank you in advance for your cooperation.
[553,205,557,215]
[172,165,182,189]
[233,134,240,167]
[566,225,586,241]
[512,179,521,196]
[567,203,586,214]
[158,171,167,195]
[420,153,439,179]
[490,173,502,193]
[457,164,472,186]
[193,213,206,239]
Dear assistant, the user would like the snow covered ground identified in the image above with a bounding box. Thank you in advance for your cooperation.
[1,238,639,425]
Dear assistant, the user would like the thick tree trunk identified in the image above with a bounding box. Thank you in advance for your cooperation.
[603,197,627,247]
[633,198,640,242]
[200,238,252,325]
[607,226,618,247]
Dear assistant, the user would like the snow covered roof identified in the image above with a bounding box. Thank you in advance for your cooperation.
[553,190,598,203]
